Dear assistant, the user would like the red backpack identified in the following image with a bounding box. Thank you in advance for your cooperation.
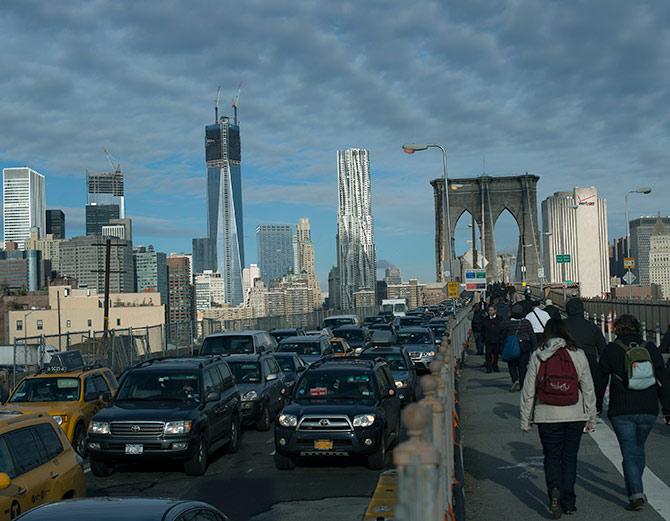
[536,348,580,406]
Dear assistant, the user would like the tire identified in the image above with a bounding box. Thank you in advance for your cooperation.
[274,452,296,470]
[9,501,20,520]
[227,416,241,454]
[73,423,87,458]
[366,437,386,470]
[255,404,271,431]
[90,458,114,477]
[184,436,208,476]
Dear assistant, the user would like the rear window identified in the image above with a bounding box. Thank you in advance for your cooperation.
[228,362,262,384]
[201,335,254,355]
[323,317,355,328]
[275,357,297,372]
[334,329,364,342]
[279,342,322,356]
[397,331,432,344]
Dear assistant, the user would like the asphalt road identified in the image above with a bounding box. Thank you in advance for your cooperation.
[86,415,397,521]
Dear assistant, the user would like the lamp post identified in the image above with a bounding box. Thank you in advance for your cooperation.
[624,187,652,299]
[402,143,452,281]
[542,232,553,299]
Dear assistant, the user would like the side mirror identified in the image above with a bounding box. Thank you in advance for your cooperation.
[0,473,11,490]
[266,373,278,382]
[206,391,221,403]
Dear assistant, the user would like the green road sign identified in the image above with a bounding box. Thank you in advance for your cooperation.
[556,254,571,263]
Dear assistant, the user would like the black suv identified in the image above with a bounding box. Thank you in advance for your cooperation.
[359,346,417,403]
[274,358,401,471]
[225,354,286,431]
[88,357,241,477]
[200,331,276,355]
[330,326,371,354]
[270,328,305,343]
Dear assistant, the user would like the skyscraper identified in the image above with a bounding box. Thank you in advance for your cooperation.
[134,245,168,308]
[206,112,244,305]
[87,170,125,217]
[630,215,670,286]
[86,204,120,235]
[46,209,65,239]
[294,217,322,305]
[336,148,376,309]
[192,237,214,275]
[542,187,610,298]
[257,224,293,286]
[3,167,46,249]
[649,216,670,297]
[167,254,194,346]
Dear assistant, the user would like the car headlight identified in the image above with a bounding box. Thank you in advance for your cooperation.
[52,415,68,425]
[164,420,193,434]
[394,380,407,389]
[242,390,258,402]
[353,414,376,427]
[278,414,298,428]
[89,421,110,435]
[426,351,435,357]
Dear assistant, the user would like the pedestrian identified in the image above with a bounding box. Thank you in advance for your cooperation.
[526,300,551,346]
[595,314,670,511]
[481,304,503,373]
[520,318,597,518]
[471,301,486,356]
[501,303,537,391]
[495,297,511,321]
[521,289,534,315]
[562,298,606,386]
[544,299,562,321]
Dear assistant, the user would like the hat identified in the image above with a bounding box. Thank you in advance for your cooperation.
[545,299,553,306]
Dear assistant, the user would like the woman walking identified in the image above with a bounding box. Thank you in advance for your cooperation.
[501,303,537,391]
[520,319,597,518]
[595,315,670,511]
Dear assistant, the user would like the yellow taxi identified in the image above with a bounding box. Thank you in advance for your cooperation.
[328,337,353,357]
[2,367,118,456]
[0,412,86,520]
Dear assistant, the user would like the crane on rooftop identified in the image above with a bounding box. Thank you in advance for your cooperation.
[232,81,243,126]
[103,148,121,174]
[214,85,221,122]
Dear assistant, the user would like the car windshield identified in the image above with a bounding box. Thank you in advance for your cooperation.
[228,362,262,383]
[430,326,446,336]
[275,357,297,373]
[334,329,364,342]
[324,318,355,328]
[329,340,346,353]
[360,353,408,371]
[116,372,200,402]
[397,331,432,344]
[201,335,254,355]
[399,317,423,326]
[279,342,322,356]
[295,371,376,401]
[9,377,80,402]
[381,304,393,313]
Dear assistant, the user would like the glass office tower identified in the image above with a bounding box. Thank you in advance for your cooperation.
[205,116,244,305]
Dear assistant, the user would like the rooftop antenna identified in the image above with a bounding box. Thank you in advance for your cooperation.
[214,86,221,122]
[232,81,243,126]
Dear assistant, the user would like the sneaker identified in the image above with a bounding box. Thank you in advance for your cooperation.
[563,506,577,515]
[549,488,562,519]
[625,499,645,511]
[510,382,519,392]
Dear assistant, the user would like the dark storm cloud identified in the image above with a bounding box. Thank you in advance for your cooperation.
[1,0,669,278]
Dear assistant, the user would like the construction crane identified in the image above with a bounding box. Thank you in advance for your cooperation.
[103,148,121,174]
[231,82,243,126]
[214,85,221,122]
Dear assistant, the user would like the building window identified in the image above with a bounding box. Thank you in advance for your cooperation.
[36,320,43,331]
[16,320,23,331]
[66,320,71,328]
[116,318,121,326]
[87,319,92,327]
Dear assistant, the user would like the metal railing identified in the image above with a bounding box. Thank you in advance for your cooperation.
[394,306,471,521]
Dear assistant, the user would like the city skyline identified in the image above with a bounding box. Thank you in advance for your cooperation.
[1,2,668,286]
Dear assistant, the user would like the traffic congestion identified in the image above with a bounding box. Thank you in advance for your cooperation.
[0,299,465,520]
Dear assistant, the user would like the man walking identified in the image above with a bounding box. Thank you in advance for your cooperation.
[526,300,550,346]
[471,301,486,356]
[563,298,606,383]
[482,304,503,373]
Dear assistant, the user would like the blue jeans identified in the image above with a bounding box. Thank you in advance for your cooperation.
[610,414,657,500]
[538,422,585,510]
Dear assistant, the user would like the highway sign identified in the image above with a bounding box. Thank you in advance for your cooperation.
[556,254,571,263]
[623,271,637,285]
[464,269,487,291]
[447,281,460,299]
[624,258,635,269]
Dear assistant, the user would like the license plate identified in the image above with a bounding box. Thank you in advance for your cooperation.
[125,444,143,454]
[314,440,333,450]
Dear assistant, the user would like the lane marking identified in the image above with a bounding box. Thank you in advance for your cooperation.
[246,468,254,474]
[84,464,91,474]
[590,419,670,520]
[265,438,273,444]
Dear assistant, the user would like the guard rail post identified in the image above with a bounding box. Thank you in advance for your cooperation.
[642,321,648,342]
[656,323,661,347]
[419,375,447,517]
[394,403,442,521]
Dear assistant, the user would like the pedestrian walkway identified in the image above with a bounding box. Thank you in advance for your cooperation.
[462,354,670,521]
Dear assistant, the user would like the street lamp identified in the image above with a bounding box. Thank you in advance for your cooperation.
[624,187,652,297]
[402,143,452,281]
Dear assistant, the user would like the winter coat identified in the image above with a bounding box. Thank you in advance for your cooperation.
[520,337,597,430]
[471,308,486,333]
[481,315,503,345]
[500,318,537,353]
[563,298,606,362]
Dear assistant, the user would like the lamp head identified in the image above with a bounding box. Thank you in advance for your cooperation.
[637,187,652,194]
[402,144,429,154]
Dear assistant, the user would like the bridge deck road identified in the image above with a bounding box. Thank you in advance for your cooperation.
[462,353,670,521]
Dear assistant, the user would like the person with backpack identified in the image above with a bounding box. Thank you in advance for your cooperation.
[482,304,503,373]
[526,299,551,345]
[501,303,537,391]
[563,298,606,385]
[520,319,597,519]
[595,314,670,512]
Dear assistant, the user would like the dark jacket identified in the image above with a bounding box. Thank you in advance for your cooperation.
[471,307,486,333]
[595,334,670,418]
[563,298,606,362]
[500,318,537,353]
[481,315,503,345]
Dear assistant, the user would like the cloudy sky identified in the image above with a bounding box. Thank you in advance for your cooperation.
[1,0,668,286]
